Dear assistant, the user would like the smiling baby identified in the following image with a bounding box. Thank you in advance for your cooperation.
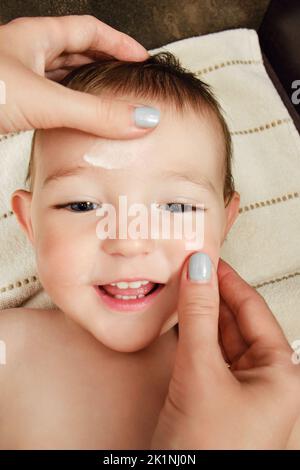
[0,51,240,449]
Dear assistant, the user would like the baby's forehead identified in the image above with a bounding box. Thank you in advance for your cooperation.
[34,107,224,181]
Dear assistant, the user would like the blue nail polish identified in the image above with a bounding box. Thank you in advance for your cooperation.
[134,106,160,128]
[188,252,211,282]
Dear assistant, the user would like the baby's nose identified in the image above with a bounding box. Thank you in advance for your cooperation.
[101,237,155,258]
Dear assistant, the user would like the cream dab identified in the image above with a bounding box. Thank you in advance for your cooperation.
[83,138,145,170]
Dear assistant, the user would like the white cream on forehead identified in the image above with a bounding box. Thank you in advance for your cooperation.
[83,137,151,169]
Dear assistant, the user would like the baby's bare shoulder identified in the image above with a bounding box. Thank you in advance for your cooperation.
[0,308,59,448]
[0,307,62,397]
[0,307,62,365]
[0,306,55,339]
[0,309,40,417]
[0,307,38,344]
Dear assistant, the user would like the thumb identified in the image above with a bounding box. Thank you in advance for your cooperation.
[177,252,222,363]
[38,77,160,138]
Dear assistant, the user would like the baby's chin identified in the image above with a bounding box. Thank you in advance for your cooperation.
[88,326,170,354]
[60,307,173,355]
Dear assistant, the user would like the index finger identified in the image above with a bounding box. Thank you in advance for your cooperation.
[42,15,150,62]
[1,15,149,71]
[217,258,290,348]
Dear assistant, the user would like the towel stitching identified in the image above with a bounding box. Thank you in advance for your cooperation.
[283,115,300,163]
[231,118,291,135]
[195,59,262,76]
[238,191,299,213]
[0,130,26,143]
[253,271,300,289]
[0,275,39,293]
[0,210,14,221]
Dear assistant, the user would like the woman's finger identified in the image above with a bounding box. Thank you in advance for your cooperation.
[45,69,76,82]
[217,325,231,363]
[218,296,248,364]
[45,53,98,81]
[46,50,118,72]
[0,16,149,74]
[45,53,97,72]
[217,258,289,348]
[0,55,159,136]
[48,15,149,61]
[177,252,227,372]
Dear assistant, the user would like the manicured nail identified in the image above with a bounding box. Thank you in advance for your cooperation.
[134,106,160,128]
[188,252,211,282]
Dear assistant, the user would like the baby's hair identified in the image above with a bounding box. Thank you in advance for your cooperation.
[26,51,235,206]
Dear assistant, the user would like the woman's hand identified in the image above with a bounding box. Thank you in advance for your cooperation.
[151,253,300,449]
[0,15,157,136]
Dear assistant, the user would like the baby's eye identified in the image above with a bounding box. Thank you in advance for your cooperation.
[55,201,100,212]
[55,202,206,214]
[158,203,206,213]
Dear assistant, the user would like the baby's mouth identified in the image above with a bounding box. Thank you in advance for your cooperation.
[94,280,166,312]
[98,281,162,300]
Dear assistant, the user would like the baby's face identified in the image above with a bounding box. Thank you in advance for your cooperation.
[12,100,240,353]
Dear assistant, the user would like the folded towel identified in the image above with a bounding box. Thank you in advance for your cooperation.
[0,28,299,343]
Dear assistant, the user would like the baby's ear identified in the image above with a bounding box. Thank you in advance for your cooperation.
[222,191,240,243]
[11,190,35,245]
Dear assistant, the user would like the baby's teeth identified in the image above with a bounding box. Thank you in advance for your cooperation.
[128,281,144,288]
[110,280,150,289]
[114,294,146,300]
[115,282,129,289]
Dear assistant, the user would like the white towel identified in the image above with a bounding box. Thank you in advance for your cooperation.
[0,28,299,343]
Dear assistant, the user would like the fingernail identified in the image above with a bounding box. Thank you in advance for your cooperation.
[188,252,211,282]
[134,106,160,128]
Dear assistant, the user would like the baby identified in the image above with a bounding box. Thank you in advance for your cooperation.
[0,51,240,449]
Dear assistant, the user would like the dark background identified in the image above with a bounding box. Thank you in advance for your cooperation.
[0,0,272,47]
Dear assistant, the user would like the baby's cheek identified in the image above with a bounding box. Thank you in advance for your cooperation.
[203,204,225,249]
[184,208,222,252]
[203,212,223,253]
[164,210,222,273]
[34,220,92,288]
